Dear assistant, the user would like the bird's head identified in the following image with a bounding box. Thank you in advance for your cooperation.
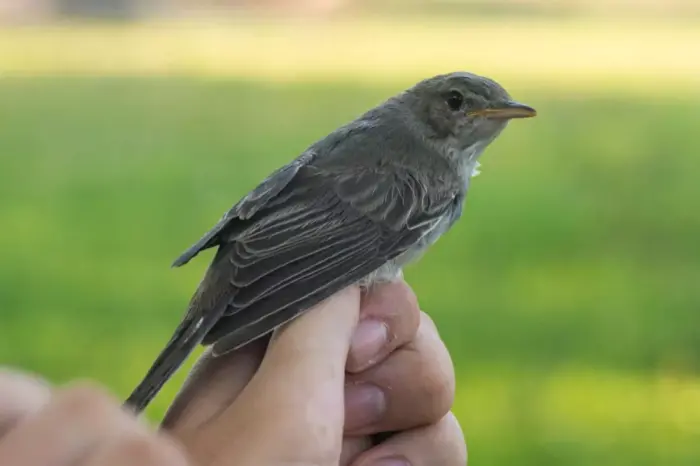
[398,71,536,161]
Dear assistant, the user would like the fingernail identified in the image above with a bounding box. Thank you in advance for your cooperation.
[344,383,386,431]
[371,457,410,466]
[348,319,389,371]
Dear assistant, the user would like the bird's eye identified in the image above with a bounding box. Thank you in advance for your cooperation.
[445,91,464,111]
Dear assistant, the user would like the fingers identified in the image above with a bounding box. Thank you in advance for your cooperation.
[350,412,467,466]
[0,378,191,466]
[166,279,420,439]
[345,312,455,435]
[242,285,361,425]
[261,285,361,387]
[183,286,362,466]
[161,336,269,434]
[86,431,189,466]
[0,382,137,465]
[0,371,51,437]
[163,279,456,466]
[0,382,132,465]
[347,281,420,373]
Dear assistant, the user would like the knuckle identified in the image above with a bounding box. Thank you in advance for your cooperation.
[416,342,455,419]
[420,371,455,420]
[395,281,420,315]
[385,282,420,340]
[0,371,51,414]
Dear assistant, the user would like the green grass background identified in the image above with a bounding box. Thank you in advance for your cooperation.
[1,19,700,466]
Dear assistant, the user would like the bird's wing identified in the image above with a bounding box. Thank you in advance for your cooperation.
[171,150,317,268]
[195,164,460,355]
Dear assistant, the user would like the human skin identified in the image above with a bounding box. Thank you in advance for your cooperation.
[0,281,466,466]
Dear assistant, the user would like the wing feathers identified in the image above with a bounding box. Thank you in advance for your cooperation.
[207,253,383,354]
[181,163,460,354]
[171,151,317,267]
[230,220,373,290]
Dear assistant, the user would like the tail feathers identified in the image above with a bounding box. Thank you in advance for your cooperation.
[124,310,221,414]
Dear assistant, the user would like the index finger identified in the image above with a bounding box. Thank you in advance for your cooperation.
[190,286,361,466]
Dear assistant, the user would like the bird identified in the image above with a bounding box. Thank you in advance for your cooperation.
[125,71,536,413]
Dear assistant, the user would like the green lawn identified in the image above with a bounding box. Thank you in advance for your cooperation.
[1,73,699,464]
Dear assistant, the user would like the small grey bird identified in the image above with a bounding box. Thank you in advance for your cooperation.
[125,71,536,412]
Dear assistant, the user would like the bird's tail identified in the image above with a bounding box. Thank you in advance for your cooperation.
[124,309,221,414]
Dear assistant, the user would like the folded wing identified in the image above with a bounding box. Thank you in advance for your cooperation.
[179,162,459,356]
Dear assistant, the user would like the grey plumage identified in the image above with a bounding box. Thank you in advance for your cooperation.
[125,72,536,413]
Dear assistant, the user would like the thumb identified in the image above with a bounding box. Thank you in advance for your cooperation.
[196,286,361,465]
[263,285,361,393]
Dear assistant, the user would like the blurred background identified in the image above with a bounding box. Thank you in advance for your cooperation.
[1,0,699,464]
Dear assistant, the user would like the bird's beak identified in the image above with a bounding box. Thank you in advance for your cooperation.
[469,101,537,120]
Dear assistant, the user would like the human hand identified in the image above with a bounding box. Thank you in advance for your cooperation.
[0,281,465,466]
[0,371,188,466]
[163,281,466,466]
